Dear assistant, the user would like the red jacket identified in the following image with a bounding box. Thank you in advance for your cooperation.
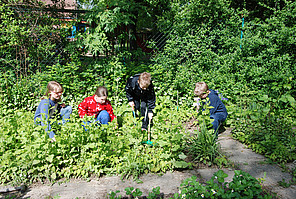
[78,95,116,121]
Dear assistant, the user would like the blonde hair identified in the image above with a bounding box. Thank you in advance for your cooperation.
[139,72,151,88]
[194,82,208,96]
[95,86,108,97]
[43,81,63,100]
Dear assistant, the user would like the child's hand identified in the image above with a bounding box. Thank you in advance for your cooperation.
[194,97,200,112]
[129,101,135,109]
[196,105,200,112]
[148,112,153,120]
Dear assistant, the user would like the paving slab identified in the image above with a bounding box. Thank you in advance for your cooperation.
[218,128,296,199]
[4,170,198,199]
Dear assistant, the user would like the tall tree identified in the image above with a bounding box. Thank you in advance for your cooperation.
[76,0,170,54]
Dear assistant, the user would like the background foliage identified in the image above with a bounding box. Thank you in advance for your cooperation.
[0,0,295,186]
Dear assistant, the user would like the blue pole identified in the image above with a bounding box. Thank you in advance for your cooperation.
[240,17,244,49]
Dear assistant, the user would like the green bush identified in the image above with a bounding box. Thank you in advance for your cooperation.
[0,96,191,184]
[174,170,272,199]
[232,94,296,163]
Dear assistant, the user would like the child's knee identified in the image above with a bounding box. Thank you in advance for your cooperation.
[66,105,73,113]
[100,110,110,117]
[98,110,110,124]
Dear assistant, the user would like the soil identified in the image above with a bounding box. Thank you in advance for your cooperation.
[1,122,296,199]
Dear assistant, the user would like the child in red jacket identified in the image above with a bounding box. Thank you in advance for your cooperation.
[78,86,116,128]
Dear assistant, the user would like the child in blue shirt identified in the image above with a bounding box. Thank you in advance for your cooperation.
[34,81,72,141]
[194,82,228,136]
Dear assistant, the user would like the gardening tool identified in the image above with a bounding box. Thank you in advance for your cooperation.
[141,117,153,146]
[177,90,179,111]
[148,117,151,141]
[132,106,136,126]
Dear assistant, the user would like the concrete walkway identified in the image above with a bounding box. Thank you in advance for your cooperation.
[215,128,296,199]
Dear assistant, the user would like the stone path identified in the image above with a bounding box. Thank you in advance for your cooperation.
[197,128,296,199]
[1,128,296,199]
[216,129,296,199]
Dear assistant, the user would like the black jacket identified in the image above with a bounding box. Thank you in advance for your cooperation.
[125,74,156,112]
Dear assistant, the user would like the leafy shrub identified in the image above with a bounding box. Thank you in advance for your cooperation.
[0,71,42,114]
[232,99,296,163]
[174,170,272,199]
[0,2,71,75]
[151,0,296,110]
[0,98,191,184]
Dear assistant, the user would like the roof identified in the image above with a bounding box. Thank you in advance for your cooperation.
[41,0,76,10]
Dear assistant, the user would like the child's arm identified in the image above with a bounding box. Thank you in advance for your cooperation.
[78,99,88,118]
[106,101,116,121]
[147,84,156,112]
[38,100,54,137]
[193,97,201,112]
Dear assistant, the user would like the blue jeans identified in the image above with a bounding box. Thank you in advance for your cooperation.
[60,106,73,125]
[50,105,72,138]
[96,110,110,124]
[210,113,227,136]
[82,110,110,131]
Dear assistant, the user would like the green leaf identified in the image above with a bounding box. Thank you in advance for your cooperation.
[173,161,189,168]
[258,95,270,102]
[32,160,40,165]
[286,94,296,107]
[178,152,187,160]
[283,84,291,90]
[279,95,288,103]
[51,172,57,180]
[46,155,54,163]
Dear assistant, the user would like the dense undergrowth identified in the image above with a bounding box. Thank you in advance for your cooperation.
[0,1,295,197]
[0,95,195,184]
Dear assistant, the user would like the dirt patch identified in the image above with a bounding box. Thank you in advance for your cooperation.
[184,117,198,134]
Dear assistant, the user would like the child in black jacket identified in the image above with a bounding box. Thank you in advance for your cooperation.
[125,72,156,130]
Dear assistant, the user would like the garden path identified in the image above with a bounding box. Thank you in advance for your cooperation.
[200,128,296,199]
[1,128,296,199]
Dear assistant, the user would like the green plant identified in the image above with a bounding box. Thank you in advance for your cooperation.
[0,99,192,185]
[0,1,71,76]
[173,170,273,199]
[186,124,221,166]
[185,99,224,167]
[108,186,162,199]
[108,170,272,198]
[125,187,143,198]
[147,186,161,199]
[232,99,296,164]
